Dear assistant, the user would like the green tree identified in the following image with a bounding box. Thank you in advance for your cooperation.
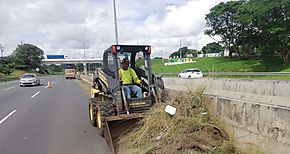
[76,63,84,72]
[0,57,13,75]
[202,42,224,55]
[43,64,64,74]
[187,49,198,57]
[169,47,192,58]
[12,44,44,69]
[205,1,258,59]
[239,0,290,64]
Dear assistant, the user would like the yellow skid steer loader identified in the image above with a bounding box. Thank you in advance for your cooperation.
[89,45,165,153]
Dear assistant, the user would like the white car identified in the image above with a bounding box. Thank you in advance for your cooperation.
[20,74,40,87]
[178,69,203,78]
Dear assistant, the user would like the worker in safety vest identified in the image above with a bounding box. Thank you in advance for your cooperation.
[119,58,142,98]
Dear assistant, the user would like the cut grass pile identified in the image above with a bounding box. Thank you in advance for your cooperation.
[119,90,239,154]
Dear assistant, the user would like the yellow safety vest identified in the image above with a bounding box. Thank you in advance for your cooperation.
[119,68,141,85]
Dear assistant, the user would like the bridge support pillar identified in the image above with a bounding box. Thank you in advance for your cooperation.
[83,63,87,75]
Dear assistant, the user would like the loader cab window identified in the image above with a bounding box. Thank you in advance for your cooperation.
[107,52,115,72]
[117,52,132,69]
[135,51,146,71]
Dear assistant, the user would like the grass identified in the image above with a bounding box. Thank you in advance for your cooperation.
[0,76,20,83]
[119,89,242,154]
[152,57,290,74]
[118,90,263,154]
[10,70,29,76]
[0,70,27,83]
[152,57,290,80]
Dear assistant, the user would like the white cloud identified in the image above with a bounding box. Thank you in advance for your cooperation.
[0,0,228,58]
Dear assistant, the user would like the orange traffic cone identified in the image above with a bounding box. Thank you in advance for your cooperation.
[47,81,52,88]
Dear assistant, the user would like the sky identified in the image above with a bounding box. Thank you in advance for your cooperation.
[0,0,229,58]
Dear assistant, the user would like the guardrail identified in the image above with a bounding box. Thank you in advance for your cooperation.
[159,72,290,76]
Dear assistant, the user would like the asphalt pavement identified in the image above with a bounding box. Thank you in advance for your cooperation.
[0,76,111,154]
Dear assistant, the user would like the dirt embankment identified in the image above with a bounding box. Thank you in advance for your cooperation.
[118,89,240,154]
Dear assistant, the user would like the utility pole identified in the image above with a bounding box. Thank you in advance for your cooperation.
[0,44,4,58]
[113,0,119,45]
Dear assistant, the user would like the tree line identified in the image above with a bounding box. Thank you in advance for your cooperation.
[169,43,224,58]
[205,0,290,64]
[0,44,45,75]
[0,43,99,76]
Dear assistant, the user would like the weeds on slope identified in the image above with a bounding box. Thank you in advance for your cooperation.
[119,89,240,154]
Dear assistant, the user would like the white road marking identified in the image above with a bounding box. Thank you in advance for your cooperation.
[45,86,48,88]
[0,110,16,125]
[31,91,40,98]
[4,86,15,91]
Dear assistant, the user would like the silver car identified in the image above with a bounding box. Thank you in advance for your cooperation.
[20,74,40,87]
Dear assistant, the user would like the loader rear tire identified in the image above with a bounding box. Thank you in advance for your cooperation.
[96,101,115,137]
[89,98,97,127]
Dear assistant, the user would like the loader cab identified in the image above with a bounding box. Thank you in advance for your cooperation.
[103,45,152,78]
[89,45,165,153]
[102,45,156,111]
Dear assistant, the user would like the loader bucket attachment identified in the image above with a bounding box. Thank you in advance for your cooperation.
[103,113,145,154]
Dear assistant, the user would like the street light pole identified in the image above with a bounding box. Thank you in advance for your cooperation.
[72,37,94,75]
[113,0,119,45]
[83,42,87,61]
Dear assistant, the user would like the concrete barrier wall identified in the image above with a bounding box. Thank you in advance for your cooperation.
[163,77,290,108]
[164,77,290,152]
[211,96,290,152]
[163,77,290,97]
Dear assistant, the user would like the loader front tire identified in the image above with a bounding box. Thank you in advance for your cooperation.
[89,98,97,127]
[96,101,115,137]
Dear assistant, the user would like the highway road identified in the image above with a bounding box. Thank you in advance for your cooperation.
[0,76,111,154]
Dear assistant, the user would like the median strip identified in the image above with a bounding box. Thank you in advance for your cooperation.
[4,86,15,91]
[31,91,40,98]
[0,110,16,125]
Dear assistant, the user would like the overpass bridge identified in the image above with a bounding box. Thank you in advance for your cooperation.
[42,58,103,74]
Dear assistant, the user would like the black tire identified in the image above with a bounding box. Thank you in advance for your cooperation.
[188,75,191,78]
[20,85,23,87]
[96,101,115,137]
[89,98,97,127]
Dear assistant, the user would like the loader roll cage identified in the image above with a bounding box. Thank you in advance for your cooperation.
[103,45,152,81]
[89,44,165,153]
[103,45,154,96]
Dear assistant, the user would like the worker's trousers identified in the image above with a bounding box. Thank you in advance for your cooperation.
[123,85,142,98]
